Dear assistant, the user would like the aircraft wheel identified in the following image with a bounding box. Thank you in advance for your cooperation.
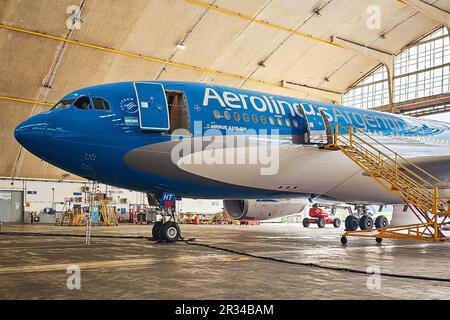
[375,215,389,229]
[317,218,326,228]
[341,236,348,245]
[152,221,164,241]
[345,215,359,231]
[161,221,181,243]
[359,215,374,230]
[333,218,342,228]
[302,218,311,228]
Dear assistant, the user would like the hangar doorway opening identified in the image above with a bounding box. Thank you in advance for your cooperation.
[166,91,190,135]
[0,191,24,223]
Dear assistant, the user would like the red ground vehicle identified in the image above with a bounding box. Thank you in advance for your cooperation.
[303,206,341,228]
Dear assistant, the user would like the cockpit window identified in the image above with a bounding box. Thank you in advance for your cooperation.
[51,99,75,110]
[92,98,111,111]
[74,97,92,110]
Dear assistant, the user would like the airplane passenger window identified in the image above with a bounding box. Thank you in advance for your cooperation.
[52,99,75,110]
[243,113,249,122]
[269,117,275,125]
[224,111,231,121]
[214,110,221,119]
[92,98,111,111]
[234,112,240,121]
[286,119,291,127]
[261,116,267,124]
[74,97,92,110]
[293,119,299,128]
[252,115,259,123]
[277,118,283,126]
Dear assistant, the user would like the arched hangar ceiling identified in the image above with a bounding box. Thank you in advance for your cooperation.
[0,0,449,180]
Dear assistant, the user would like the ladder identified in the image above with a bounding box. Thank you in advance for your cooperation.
[59,198,72,226]
[99,200,119,226]
[323,124,450,243]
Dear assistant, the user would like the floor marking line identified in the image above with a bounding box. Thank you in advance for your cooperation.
[0,254,252,274]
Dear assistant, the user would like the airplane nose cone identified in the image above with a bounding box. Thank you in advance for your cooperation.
[14,113,75,173]
[14,119,32,148]
[14,121,26,145]
[14,115,50,154]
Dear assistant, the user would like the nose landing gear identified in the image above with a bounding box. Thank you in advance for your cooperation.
[151,209,182,243]
[148,192,182,243]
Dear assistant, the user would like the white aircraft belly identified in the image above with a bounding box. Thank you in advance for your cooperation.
[176,144,401,204]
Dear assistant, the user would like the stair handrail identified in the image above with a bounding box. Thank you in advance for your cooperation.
[339,133,436,194]
[333,124,450,196]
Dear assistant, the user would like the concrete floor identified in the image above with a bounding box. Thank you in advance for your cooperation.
[0,223,450,300]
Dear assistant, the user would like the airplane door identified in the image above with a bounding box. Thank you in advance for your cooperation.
[133,82,170,131]
[299,104,331,144]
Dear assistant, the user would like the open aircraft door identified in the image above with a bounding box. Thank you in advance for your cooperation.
[133,82,170,131]
[298,104,332,144]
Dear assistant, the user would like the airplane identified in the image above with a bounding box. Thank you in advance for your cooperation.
[14,81,450,242]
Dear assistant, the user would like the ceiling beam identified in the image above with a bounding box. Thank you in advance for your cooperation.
[0,23,286,90]
[282,81,343,102]
[331,37,392,66]
[184,0,342,49]
[371,92,450,115]
[0,23,341,100]
[0,96,53,107]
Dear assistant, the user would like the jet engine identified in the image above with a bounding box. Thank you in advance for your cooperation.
[223,199,308,221]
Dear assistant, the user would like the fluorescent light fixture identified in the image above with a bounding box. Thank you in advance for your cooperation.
[177,41,186,50]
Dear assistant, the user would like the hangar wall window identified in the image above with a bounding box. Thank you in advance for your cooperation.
[343,26,449,109]
[74,97,92,110]
[394,27,449,102]
[343,65,390,109]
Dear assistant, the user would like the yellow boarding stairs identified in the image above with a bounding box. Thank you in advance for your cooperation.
[322,124,450,244]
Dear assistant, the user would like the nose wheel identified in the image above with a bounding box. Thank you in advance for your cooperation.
[160,221,181,243]
[151,207,182,243]
[152,220,182,243]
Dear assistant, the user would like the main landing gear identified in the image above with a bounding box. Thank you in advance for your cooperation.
[344,205,389,232]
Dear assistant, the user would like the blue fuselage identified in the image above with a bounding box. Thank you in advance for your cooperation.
[14,81,450,200]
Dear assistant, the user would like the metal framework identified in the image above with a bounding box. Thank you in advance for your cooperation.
[324,125,450,243]
[344,26,450,115]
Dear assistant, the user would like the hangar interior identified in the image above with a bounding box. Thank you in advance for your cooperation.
[1,0,450,300]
